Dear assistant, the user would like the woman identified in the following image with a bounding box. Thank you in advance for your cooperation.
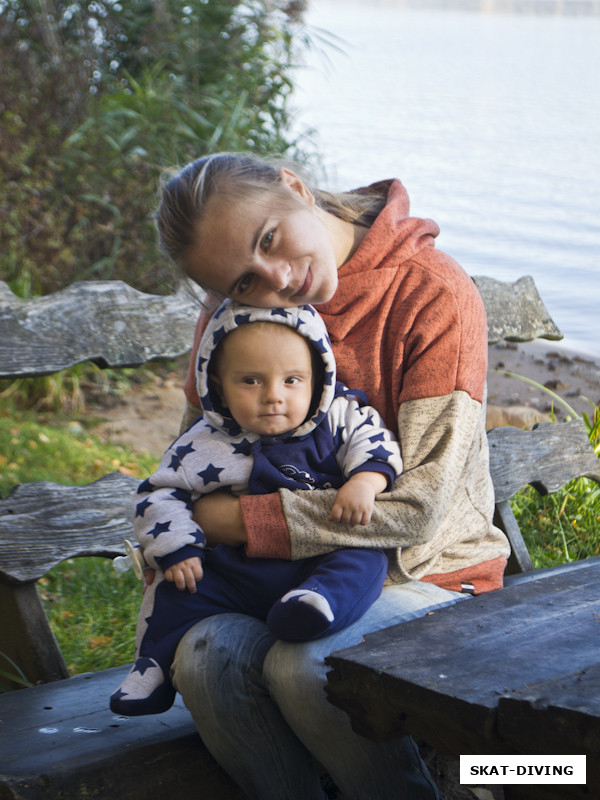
[154,152,510,799]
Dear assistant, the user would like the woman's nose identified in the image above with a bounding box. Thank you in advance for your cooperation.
[263,261,291,292]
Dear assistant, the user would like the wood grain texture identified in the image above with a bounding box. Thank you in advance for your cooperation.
[487,419,600,503]
[0,280,200,377]
[0,581,69,686]
[325,559,600,760]
[0,473,138,584]
[0,667,244,800]
[0,277,563,379]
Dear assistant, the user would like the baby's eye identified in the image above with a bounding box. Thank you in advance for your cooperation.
[285,376,301,384]
[242,377,259,385]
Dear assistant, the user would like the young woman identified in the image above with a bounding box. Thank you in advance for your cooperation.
[153,152,510,800]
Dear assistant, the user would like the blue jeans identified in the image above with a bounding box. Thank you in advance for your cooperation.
[171,581,466,800]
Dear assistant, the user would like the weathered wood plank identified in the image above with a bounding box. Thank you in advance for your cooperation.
[494,499,535,574]
[487,419,600,503]
[0,280,201,377]
[498,668,600,799]
[498,664,600,755]
[0,277,562,379]
[0,666,244,800]
[325,561,600,756]
[0,582,69,687]
[0,473,138,584]
[472,275,563,344]
[488,419,600,573]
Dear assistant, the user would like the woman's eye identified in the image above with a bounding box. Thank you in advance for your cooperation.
[236,274,253,294]
[261,230,274,251]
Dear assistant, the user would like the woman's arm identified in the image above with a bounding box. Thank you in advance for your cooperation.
[192,492,247,547]
[274,390,485,558]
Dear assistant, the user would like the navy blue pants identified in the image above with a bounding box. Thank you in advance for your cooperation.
[140,544,388,674]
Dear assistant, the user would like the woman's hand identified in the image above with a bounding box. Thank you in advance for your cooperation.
[142,492,246,588]
[192,491,247,547]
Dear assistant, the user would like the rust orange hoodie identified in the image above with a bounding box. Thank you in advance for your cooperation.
[183,179,509,594]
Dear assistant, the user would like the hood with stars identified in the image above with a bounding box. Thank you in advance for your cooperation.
[195,301,336,440]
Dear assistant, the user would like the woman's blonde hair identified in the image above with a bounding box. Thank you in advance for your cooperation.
[156,152,386,282]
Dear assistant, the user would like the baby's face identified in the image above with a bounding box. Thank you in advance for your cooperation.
[215,324,314,436]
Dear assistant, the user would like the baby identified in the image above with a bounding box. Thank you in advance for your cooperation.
[110,301,402,716]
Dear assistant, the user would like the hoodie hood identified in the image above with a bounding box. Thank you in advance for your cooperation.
[195,301,336,440]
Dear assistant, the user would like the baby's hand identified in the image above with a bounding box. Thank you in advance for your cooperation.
[164,556,204,592]
[328,472,388,526]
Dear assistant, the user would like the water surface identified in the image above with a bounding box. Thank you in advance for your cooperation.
[293,0,600,356]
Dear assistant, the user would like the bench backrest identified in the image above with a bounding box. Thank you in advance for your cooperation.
[0,276,562,378]
[1,276,595,687]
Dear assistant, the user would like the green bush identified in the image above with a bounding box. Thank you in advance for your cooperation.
[0,0,310,296]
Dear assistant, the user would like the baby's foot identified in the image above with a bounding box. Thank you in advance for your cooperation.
[110,657,175,716]
[267,589,334,641]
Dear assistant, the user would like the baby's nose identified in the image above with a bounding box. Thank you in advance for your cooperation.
[263,382,283,403]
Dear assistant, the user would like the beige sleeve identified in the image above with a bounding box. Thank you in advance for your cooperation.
[279,391,505,578]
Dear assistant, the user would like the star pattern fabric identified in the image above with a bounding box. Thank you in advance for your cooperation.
[168,442,195,471]
[232,438,253,456]
[148,521,171,539]
[197,463,225,486]
[132,300,402,588]
[135,497,152,517]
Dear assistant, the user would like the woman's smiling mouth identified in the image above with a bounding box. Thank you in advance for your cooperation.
[291,268,312,299]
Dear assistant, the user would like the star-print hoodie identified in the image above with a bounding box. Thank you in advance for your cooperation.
[133,301,403,572]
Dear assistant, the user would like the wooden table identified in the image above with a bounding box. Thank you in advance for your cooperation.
[325,559,600,800]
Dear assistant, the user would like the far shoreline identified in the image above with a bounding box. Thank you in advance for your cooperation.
[487,339,600,423]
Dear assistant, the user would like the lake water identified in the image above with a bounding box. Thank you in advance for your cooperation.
[292,0,600,357]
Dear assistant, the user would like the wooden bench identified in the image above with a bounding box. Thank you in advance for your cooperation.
[0,280,245,799]
[324,403,600,792]
[0,275,582,799]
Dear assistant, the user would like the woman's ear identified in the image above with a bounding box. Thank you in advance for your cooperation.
[278,167,315,206]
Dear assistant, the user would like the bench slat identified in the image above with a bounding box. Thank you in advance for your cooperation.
[487,418,600,573]
[0,581,70,684]
[498,663,600,757]
[487,418,600,503]
[0,276,562,379]
[4,421,594,586]
[0,473,138,584]
[471,274,562,344]
[0,666,243,800]
[0,281,200,377]
[494,499,535,574]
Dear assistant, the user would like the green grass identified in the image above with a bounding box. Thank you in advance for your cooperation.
[511,478,600,568]
[37,557,142,676]
[0,412,157,495]
[507,384,600,568]
[1,392,159,684]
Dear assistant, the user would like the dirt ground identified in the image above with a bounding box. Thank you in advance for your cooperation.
[87,341,600,458]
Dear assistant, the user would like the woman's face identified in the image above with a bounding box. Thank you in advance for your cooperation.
[184,172,341,308]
